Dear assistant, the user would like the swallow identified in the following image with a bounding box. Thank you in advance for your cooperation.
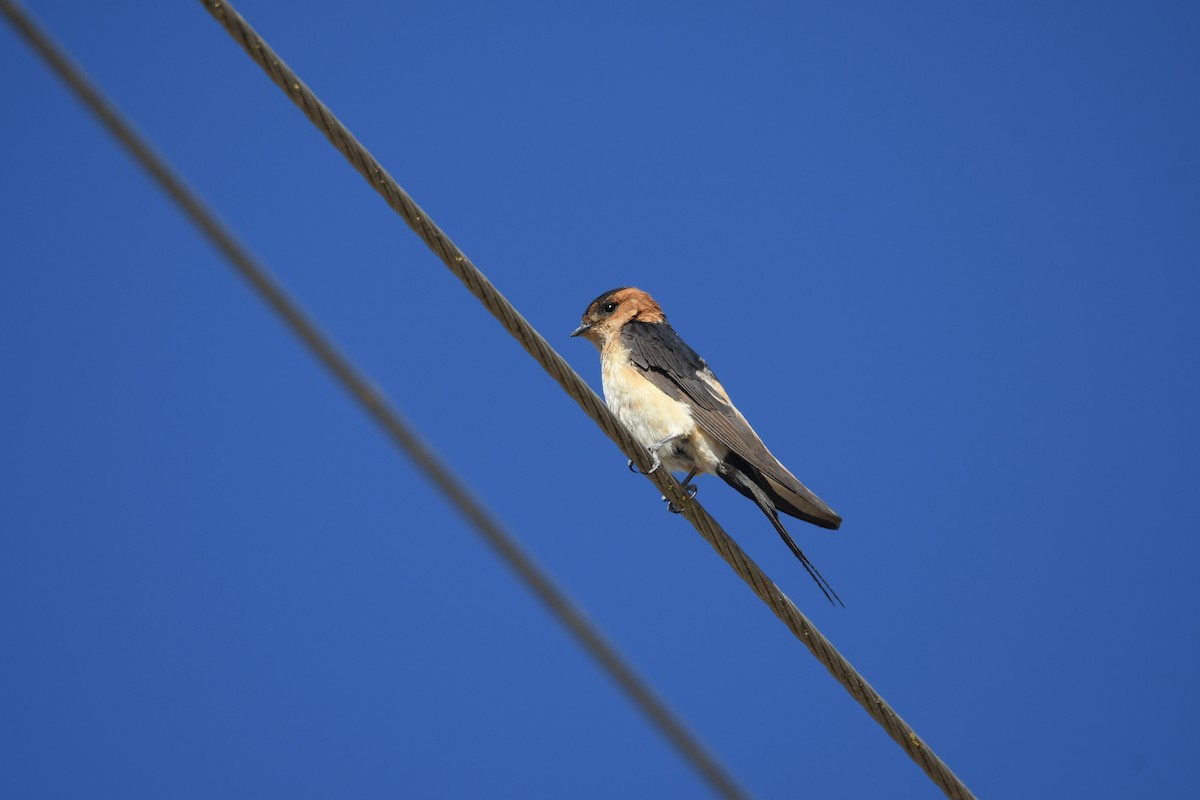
[572,287,844,605]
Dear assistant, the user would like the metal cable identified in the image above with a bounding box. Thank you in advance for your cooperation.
[189,3,984,796]
[195,4,982,796]
[196,2,978,797]
[4,0,976,794]
[0,3,751,798]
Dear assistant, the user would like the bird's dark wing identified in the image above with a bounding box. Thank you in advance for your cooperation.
[622,320,841,529]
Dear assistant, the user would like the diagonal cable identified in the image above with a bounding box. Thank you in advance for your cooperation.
[194,2,978,797]
[0,3,751,799]
[3,0,976,795]
[192,2,979,798]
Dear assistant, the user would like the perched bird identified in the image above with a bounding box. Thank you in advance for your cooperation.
[572,287,844,605]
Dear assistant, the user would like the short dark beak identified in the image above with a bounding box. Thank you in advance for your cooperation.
[570,322,592,338]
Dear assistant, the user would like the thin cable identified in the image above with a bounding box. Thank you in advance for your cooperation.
[190,3,980,797]
[0,4,751,799]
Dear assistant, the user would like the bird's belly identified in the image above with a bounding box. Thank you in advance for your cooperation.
[603,363,694,458]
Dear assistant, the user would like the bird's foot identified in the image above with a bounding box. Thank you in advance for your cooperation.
[626,452,662,475]
[663,482,698,514]
[642,435,684,475]
[628,443,667,474]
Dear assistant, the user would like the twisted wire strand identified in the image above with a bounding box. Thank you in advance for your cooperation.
[5,0,975,793]
[0,3,751,798]
[196,3,977,797]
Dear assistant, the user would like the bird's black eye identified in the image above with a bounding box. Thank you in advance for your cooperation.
[601,301,619,314]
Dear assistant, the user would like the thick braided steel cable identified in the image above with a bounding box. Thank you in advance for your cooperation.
[193,2,979,798]
[0,4,751,799]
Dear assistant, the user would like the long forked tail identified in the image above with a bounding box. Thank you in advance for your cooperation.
[717,463,844,606]
[762,509,844,607]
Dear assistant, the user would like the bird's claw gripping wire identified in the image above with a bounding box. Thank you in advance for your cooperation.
[627,435,682,475]
[663,481,699,514]
[627,457,661,475]
[627,443,698,513]
[661,467,700,513]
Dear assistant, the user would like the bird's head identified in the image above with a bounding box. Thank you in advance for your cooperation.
[571,287,665,347]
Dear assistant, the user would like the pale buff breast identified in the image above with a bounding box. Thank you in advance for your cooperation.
[598,343,727,476]
[601,354,695,450]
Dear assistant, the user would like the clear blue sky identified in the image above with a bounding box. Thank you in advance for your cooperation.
[3,2,1198,797]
